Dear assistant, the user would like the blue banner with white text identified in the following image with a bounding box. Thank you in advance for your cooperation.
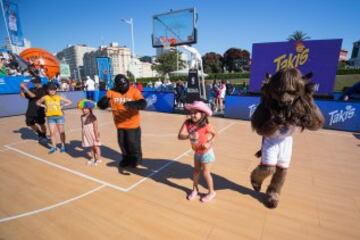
[142,91,175,113]
[3,0,24,47]
[224,96,360,132]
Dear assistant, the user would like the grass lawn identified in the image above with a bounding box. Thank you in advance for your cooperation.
[212,74,360,92]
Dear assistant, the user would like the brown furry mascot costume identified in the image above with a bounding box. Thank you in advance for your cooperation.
[250,68,324,208]
[97,74,147,168]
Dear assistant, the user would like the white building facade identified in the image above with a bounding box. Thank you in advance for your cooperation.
[56,44,96,81]
[83,43,131,79]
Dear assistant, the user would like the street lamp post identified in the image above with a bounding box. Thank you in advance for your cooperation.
[122,18,136,82]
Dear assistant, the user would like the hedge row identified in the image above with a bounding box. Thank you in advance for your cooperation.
[336,69,360,75]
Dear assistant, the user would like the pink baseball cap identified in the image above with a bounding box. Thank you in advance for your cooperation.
[184,101,212,116]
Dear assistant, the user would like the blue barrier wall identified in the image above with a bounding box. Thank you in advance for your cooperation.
[98,90,175,113]
[0,91,86,117]
[142,91,175,113]
[0,90,175,117]
[0,76,48,94]
[224,95,360,132]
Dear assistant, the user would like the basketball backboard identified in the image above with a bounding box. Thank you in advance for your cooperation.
[152,8,197,48]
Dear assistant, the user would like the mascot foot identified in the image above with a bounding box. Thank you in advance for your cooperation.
[265,192,279,209]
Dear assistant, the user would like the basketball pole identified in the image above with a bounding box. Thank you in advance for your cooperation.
[180,45,206,100]
[122,18,136,83]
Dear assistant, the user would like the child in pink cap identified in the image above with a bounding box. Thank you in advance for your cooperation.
[178,101,217,202]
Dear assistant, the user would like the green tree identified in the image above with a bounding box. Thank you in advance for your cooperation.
[202,52,224,73]
[152,50,186,76]
[223,48,250,72]
[287,31,311,41]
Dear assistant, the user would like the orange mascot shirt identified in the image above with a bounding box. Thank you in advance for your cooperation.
[106,87,144,129]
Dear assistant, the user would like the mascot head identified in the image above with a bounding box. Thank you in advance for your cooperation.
[262,68,306,108]
[113,74,130,94]
[252,68,323,135]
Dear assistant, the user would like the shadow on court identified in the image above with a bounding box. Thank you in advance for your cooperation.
[67,140,124,162]
[353,133,360,140]
[13,127,49,149]
[106,156,267,205]
[65,139,266,205]
[13,127,39,141]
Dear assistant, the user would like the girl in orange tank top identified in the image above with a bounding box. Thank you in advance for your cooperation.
[178,101,217,203]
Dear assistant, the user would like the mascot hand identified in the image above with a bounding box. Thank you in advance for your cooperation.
[254,150,262,158]
[124,99,147,110]
[97,96,110,110]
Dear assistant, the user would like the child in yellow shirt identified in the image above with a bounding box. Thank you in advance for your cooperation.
[37,83,72,153]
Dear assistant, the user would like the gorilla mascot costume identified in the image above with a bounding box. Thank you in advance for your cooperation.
[97,74,147,168]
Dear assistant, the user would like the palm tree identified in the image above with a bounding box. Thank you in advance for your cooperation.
[287,31,311,41]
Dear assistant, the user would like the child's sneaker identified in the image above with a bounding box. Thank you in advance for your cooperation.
[60,145,66,153]
[49,147,57,154]
[187,190,198,201]
[201,192,216,203]
[94,159,102,165]
[86,159,94,166]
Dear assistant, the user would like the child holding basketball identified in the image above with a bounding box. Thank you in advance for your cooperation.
[36,83,72,153]
[77,99,102,166]
[178,100,217,202]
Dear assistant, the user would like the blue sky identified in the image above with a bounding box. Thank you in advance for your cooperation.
[4,0,360,57]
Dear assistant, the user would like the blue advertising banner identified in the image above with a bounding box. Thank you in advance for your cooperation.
[0,76,48,94]
[224,96,360,132]
[0,91,84,117]
[2,0,24,47]
[142,91,175,113]
[249,39,342,95]
[96,57,112,90]
[315,100,360,132]
[97,90,175,113]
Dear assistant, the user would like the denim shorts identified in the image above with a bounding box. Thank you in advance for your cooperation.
[194,148,215,164]
[47,116,65,125]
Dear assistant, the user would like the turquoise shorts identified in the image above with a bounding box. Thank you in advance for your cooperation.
[47,116,65,125]
[194,148,215,164]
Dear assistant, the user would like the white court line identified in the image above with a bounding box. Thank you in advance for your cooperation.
[4,145,128,192]
[0,122,237,222]
[124,121,237,192]
[0,184,106,223]
[125,149,193,192]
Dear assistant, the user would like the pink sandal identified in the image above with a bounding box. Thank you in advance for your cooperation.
[187,190,198,201]
[201,192,216,203]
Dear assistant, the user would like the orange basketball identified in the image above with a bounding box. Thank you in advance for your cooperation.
[20,48,60,79]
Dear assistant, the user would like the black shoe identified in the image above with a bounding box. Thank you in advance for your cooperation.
[130,162,138,168]
[119,160,130,168]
